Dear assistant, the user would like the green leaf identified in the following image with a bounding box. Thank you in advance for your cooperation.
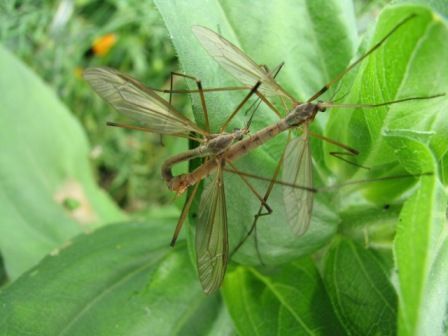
[386,133,448,336]
[323,238,397,336]
[418,237,448,335]
[222,259,344,335]
[154,0,356,265]
[0,45,124,279]
[325,4,448,181]
[0,220,228,336]
[399,0,448,18]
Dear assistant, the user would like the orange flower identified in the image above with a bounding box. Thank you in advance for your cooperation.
[91,33,117,57]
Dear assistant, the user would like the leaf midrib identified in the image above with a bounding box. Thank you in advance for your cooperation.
[249,266,316,335]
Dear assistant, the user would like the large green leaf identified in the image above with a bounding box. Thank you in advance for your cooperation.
[325,4,448,182]
[0,45,124,279]
[386,132,448,336]
[154,0,356,265]
[222,259,343,335]
[418,237,448,335]
[324,238,397,336]
[0,220,230,336]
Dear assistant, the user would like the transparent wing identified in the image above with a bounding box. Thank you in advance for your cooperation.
[282,129,314,235]
[196,162,228,294]
[84,67,206,136]
[192,26,290,99]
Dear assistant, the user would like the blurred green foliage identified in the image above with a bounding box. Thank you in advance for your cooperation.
[0,0,188,211]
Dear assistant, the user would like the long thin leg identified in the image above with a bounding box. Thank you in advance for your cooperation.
[219,63,285,132]
[229,148,430,256]
[106,121,157,133]
[316,94,445,167]
[318,172,433,192]
[255,90,283,118]
[168,72,210,132]
[322,93,445,110]
[225,160,277,261]
[226,159,275,262]
[231,132,292,256]
[160,72,177,146]
[167,68,285,134]
[307,14,417,102]
[219,81,262,132]
[226,160,272,261]
[241,63,276,121]
[169,71,175,105]
[225,161,272,215]
[328,151,369,169]
[279,95,290,115]
[258,63,292,114]
[222,166,316,192]
[223,166,431,192]
[260,62,285,78]
[170,182,200,246]
[241,151,286,257]
[244,63,286,129]
[153,86,250,94]
[307,130,370,169]
[331,90,350,103]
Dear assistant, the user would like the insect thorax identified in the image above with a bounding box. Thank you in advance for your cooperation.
[207,132,241,155]
[285,103,318,127]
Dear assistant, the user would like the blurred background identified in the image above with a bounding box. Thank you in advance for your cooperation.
[0,0,387,214]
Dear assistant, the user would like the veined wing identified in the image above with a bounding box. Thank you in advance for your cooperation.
[192,26,291,99]
[282,128,314,235]
[196,161,228,294]
[84,67,206,136]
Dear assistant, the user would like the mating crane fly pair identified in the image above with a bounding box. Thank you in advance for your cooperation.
[84,14,444,294]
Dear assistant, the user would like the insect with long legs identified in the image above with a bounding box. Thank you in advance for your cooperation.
[84,65,294,293]
[188,13,445,253]
[85,14,444,294]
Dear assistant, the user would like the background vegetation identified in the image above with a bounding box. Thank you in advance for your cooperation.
[1,0,183,211]
[0,0,447,335]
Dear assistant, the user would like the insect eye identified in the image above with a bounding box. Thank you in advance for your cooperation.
[317,100,326,112]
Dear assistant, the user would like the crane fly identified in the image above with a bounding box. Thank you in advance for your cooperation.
[84,14,444,294]
[84,66,295,294]
[189,13,445,248]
